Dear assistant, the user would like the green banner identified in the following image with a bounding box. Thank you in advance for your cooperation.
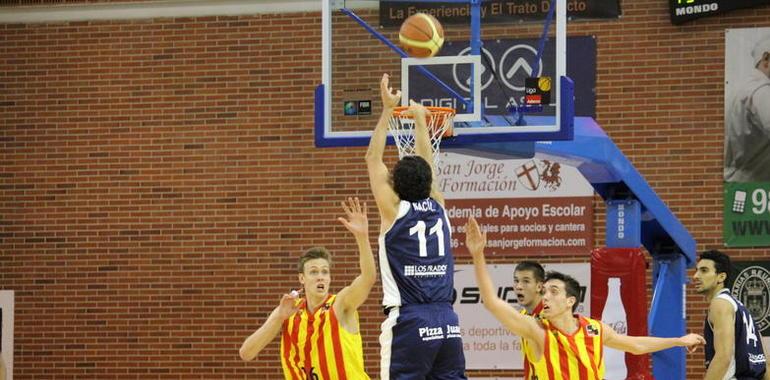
[724,182,770,247]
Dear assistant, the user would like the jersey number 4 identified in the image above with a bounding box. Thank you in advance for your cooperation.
[409,219,445,257]
[741,309,759,347]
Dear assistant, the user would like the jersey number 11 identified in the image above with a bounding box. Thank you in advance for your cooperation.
[409,219,445,257]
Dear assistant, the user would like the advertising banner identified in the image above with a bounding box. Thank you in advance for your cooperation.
[381,0,621,26]
[440,151,594,256]
[670,0,769,24]
[407,37,596,117]
[723,28,770,247]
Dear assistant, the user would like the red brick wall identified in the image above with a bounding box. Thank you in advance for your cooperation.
[1,1,769,379]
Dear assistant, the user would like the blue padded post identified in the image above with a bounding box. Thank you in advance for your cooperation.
[650,255,687,380]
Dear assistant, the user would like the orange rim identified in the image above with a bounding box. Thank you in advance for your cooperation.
[391,106,456,118]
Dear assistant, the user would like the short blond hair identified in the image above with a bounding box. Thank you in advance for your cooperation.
[297,247,331,273]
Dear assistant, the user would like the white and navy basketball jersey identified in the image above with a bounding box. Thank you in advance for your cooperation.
[704,289,767,380]
[379,198,454,307]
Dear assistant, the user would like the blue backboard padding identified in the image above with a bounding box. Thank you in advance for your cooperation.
[314,75,576,147]
[534,117,696,265]
[314,84,326,148]
[445,142,535,160]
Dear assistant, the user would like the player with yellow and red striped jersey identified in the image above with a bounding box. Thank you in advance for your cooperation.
[465,217,706,380]
[239,198,375,380]
[513,261,546,380]
[279,294,367,379]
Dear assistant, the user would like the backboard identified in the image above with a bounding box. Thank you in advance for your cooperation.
[317,0,573,148]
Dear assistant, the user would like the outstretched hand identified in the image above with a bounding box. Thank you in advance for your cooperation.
[380,73,401,110]
[275,290,302,320]
[338,197,368,238]
[403,99,431,122]
[680,333,706,353]
[465,217,487,258]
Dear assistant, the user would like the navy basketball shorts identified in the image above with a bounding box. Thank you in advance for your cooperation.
[380,303,467,380]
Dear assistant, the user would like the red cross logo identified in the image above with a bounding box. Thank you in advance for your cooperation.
[515,160,541,191]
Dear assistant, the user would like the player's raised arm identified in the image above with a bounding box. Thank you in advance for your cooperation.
[409,101,445,205]
[335,197,376,314]
[411,100,433,171]
[366,74,400,225]
[239,292,300,361]
[466,217,543,345]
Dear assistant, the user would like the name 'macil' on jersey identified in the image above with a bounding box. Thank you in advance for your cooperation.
[379,198,454,307]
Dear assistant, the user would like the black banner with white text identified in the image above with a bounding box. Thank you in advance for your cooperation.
[670,0,770,24]
[380,0,621,26]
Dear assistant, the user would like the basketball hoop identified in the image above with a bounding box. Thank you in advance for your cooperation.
[387,106,456,168]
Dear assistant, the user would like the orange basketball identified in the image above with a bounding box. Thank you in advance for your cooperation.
[398,13,445,58]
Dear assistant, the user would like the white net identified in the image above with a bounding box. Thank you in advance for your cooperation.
[387,106,456,169]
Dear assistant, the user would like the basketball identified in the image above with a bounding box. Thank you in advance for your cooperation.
[399,13,444,58]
